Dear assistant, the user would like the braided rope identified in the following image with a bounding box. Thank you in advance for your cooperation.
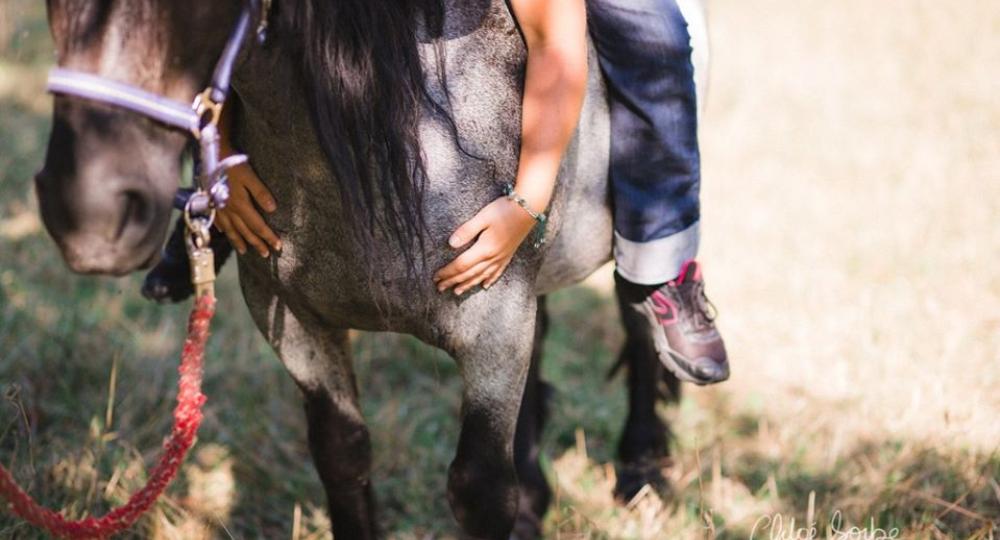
[0,294,215,538]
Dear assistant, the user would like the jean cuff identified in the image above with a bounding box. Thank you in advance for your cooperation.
[613,221,700,285]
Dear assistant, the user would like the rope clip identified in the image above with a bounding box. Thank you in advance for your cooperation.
[184,194,217,298]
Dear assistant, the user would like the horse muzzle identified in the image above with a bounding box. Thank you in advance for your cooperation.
[36,172,169,276]
[34,110,175,276]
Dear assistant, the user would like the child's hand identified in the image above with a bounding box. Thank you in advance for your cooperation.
[434,197,537,294]
[215,164,281,257]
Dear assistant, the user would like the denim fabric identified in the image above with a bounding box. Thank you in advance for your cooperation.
[587,0,702,283]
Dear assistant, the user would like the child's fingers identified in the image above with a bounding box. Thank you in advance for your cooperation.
[434,241,492,283]
[446,259,504,294]
[229,213,270,257]
[235,202,282,250]
[449,207,492,248]
[216,213,248,255]
[225,176,280,250]
[455,264,498,295]
[236,167,277,213]
[483,259,510,289]
[438,259,493,292]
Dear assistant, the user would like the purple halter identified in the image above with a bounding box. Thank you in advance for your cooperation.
[45,0,268,216]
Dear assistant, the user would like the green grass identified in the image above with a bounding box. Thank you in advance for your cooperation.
[2,1,999,538]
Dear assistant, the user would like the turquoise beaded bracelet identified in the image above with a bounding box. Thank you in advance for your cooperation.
[502,183,548,248]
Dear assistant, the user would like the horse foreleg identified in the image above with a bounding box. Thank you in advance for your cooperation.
[614,285,674,501]
[243,293,377,538]
[512,295,553,539]
[438,292,536,539]
[302,378,376,540]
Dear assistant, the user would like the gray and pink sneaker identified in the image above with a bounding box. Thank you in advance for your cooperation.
[616,260,729,385]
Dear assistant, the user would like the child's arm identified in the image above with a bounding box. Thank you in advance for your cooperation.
[433,0,588,294]
[214,102,282,257]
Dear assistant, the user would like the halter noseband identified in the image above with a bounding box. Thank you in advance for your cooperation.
[45,0,269,217]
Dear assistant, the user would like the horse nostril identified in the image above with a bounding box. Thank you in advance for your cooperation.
[117,190,151,241]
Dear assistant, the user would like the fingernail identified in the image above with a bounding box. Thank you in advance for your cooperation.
[273,240,283,251]
[483,284,490,290]
[238,248,246,255]
[449,236,460,248]
[260,251,269,258]
[265,201,277,212]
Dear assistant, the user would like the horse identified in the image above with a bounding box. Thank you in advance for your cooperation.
[35,0,706,537]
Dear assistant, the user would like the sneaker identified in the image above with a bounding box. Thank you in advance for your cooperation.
[615,260,729,385]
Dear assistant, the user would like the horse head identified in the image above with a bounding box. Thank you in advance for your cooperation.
[36,0,243,275]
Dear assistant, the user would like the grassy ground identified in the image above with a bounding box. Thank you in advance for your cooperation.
[1,0,998,538]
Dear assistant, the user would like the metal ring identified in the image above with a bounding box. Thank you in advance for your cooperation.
[184,192,216,235]
[191,88,223,139]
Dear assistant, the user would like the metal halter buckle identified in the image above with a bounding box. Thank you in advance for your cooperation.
[191,89,223,138]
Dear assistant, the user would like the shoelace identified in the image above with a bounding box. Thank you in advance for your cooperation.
[685,281,718,332]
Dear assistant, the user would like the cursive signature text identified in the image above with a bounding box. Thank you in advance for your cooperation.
[750,511,900,540]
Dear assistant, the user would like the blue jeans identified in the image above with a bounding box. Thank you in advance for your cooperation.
[587,0,703,285]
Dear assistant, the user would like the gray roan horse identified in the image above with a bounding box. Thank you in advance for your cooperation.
[36,0,706,537]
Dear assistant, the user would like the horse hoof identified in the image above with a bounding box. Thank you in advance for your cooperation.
[141,266,194,304]
[613,460,672,503]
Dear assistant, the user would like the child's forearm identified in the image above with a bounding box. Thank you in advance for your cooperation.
[218,99,236,156]
[512,0,588,214]
[431,0,586,293]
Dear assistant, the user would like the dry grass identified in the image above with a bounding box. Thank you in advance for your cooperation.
[1,0,998,538]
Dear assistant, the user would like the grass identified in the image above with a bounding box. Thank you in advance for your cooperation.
[1,0,999,538]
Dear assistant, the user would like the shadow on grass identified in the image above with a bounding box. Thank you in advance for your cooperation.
[544,385,1000,539]
[714,440,999,539]
[544,413,998,538]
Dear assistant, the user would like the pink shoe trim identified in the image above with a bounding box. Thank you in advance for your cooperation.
[650,290,679,326]
[674,259,702,286]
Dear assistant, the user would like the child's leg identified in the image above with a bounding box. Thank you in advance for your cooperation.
[588,0,728,384]
[588,0,702,285]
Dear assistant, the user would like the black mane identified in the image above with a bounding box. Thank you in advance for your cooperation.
[277,0,446,272]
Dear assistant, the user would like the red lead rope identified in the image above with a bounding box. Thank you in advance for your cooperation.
[0,294,215,539]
